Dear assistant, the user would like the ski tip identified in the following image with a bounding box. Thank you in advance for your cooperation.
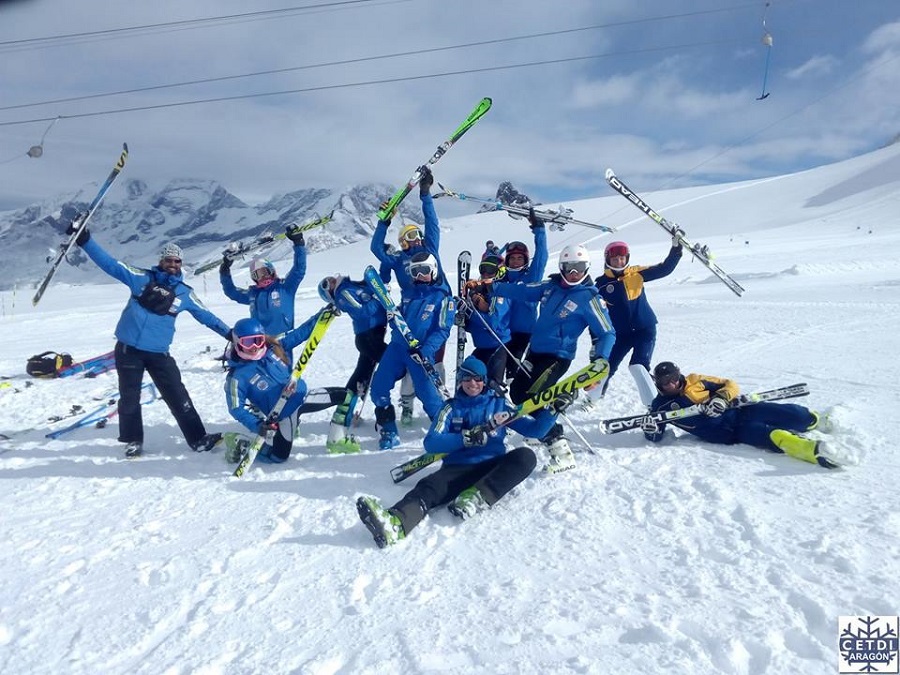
[122,142,129,152]
[604,168,615,179]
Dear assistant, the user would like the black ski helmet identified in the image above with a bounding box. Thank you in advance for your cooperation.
[653,361,682,389]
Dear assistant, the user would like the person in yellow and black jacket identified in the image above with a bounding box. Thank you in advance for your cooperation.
[593,236,682,396]
[642,362,839,469]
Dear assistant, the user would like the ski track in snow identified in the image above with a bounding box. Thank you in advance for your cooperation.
[2,146,900,674]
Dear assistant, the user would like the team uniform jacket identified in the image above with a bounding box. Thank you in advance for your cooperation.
[331,278,387,335]
[495,224,548,334]
[370,192,451,296]
[492,274,615,360]
[596,245,682,332]
[220,243,307,335]
[82,238,230,353]
[644,373,741,444]
[465,295,511,348]
[393,283,455,362]
[223,312,321,431]
[425,389,557,465]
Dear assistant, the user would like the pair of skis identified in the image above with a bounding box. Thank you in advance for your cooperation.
[362,266,451,401]
[389,358,609,483]
[33,143,129,306]
[604,169,746,297]
[435,184,616,234]
[42,382,158,441]
[599,383,809,434]
[232,304,338,478]
[193,210,335,275]
[376,97,492,222]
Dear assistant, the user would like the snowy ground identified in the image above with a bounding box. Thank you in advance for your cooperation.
[1,145,899,674]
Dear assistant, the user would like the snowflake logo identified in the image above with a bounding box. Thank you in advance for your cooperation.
[839,616,900,674]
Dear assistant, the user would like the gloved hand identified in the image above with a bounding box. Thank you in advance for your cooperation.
[66,219,90,246]
[671,226,684,248]
[641,417,660,435]
[462,426,488,448]
[464,279,492,298]
[418,165,434,195]
[701,396,729,417]
[258,420,279,441]
[219,255,233,274]
[378,200,394,225]
[550,389,578,414]
[285,227,305,245]
[528,206,545,231]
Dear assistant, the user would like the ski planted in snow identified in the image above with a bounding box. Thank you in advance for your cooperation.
[390,358,609,483]
[376,97,492,222]
[33,143,129,306]
[604,168,745,296]
[435,183,616,234]
[363,265,451,400]
[455,251,472,382]
[193,210,334,275]
[233,304,338,478]
[599,382,809,434]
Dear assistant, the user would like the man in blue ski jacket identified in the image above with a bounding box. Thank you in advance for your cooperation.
[356,356,575,548]
[369,251,455,450]
[73,227,230,459]
[471,244,615,473]
[219,227,307,337]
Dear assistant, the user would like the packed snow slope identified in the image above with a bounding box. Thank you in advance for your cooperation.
[2,144,899,675]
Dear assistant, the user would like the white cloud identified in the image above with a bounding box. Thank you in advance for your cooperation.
[783,55,840,80]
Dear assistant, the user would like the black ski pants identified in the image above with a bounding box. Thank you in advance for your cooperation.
[504,331,532,380]
[345,325,387,395]
[390,447,537,534]
[115,341,205,445]
[509,350,571,443]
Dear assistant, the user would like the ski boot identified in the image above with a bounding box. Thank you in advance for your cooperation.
[191,432,223,452]
[544,437,576,474]
[124,441,143,459]
[378,429,401,450]
[770,429,840,469]
[356,495,405,548]
[447,486,490,520]
[222,432,252,463]
[400,394,415,427]
[326,417,361,454]
[808,410,834,434]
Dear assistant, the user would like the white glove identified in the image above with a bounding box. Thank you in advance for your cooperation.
[641,417,660,435]
[701,396,729,417]
[671,226,684,248]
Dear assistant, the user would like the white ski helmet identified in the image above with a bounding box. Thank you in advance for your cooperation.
[249,257,277,288]
[558,244,591,285]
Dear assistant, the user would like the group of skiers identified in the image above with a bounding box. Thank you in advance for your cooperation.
[66,163,837,549]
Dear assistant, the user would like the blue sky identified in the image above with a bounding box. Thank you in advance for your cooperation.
[0,0,898,211]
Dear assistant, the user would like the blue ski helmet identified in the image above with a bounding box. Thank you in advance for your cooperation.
[232,318,267,361]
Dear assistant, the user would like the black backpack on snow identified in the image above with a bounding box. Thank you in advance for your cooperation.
[26,351,74,378]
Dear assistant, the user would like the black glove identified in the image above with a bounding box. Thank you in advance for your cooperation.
[219,255,233,274]
[285,227,305,245]
[66,219,90,246]
[641,417,660,435]
[701,396,729,417]
[258,420,279,441]
[464,279,492,299]
[418,165,434,195]
[527,207,545,231]
[408,345,425,365]
[550,389,578,414]
[462,426,488,448]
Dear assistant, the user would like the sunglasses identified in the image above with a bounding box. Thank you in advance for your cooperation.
[460,374,484,383]
[236,334,266,351]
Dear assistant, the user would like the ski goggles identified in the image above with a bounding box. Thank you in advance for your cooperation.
[409,262,434,280]
[655,373,681,388]
[560,261,589,276]
[236,334,266,352]
[251,267,274,282]
[605,244,629,258]
[401,228,423,243]
[479,261,499,277]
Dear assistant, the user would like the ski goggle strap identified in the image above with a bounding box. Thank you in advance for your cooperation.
[606,244,629,258]
[560,261,589,275]
[236,334,266,351]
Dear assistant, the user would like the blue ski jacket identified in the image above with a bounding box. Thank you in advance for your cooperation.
[492,274,615,360]
[465,295,511,348]
[223,312,321,431]
[596,245,682,332]
[496,223,548,334]
[425,388,557,465]
[332,278,387,335]
[220,243,307,335]
[394,282,455,362]
[370,192,451,296]
[82,238,230,353]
